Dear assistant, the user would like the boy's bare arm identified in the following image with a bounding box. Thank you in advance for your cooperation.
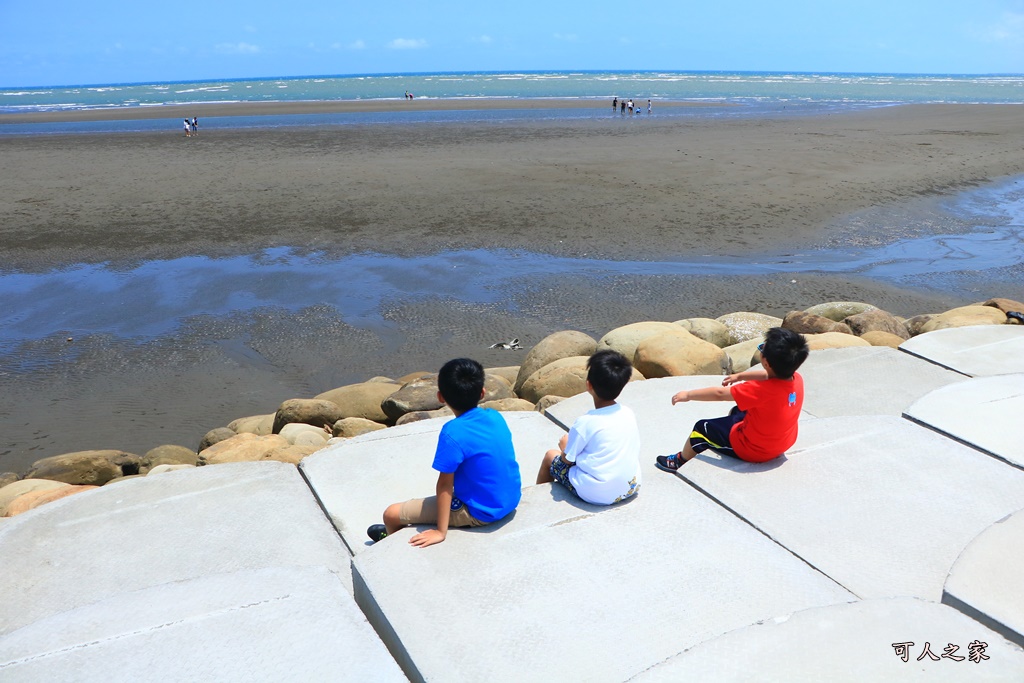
[410,472,455,548]
[671,385,733,404]
[723,366,769,386]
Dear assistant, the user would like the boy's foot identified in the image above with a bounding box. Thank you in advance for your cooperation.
[655,453,686,473]
[367,524,388,543]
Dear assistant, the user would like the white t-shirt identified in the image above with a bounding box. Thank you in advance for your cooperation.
[564,402,642,505]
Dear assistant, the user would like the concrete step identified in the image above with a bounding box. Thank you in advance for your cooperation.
[900,325,1024,377]
[634,597,1024,681]
[944,507,1024,649]
[905,374,1024,469]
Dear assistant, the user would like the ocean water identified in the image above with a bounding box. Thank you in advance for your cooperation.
[3,70,1023,114]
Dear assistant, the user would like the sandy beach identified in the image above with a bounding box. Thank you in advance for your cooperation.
[2,101,1024,472]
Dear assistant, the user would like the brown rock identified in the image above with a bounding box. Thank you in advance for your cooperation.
[142,444,199,472]
[272,398,344,433]
[920,305,1007,333]
[198,432,314,465]
[803,332,872,351]
[0,479,70,516]
[722,339,763,373]
[314,381,400,423]
[715,312,783,345]
[860,331,905,348]
[397,371,432,384]
[782,310,853,336]
[597,322,680,360]
[395,406,455,425]
[228,414,275,435]
[674,318,732,348]
[486,366,521,386]
[5,485,99,517]
[633,329,731,378]
[198,427,236,452]
[535,395,566,413]
[983,297,1024,315]
[480,398,536,412]
[382,375,443,421]
[278,423,330,448]
[0,472,18,489]
[514,331,597,393]
[332,417,388,438]
[904,314,936,336]
[26,450,142,486]
[803,301,878,322]
[843,309,910,340]
[520,356,643,404]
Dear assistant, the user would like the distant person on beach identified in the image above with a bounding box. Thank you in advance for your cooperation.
[537,350,641,504]
[191,117,198,135]
[647,99,652,115]
[183,118,191,137]
[613,97,618,111]
[621,100,626,114]
[367,358,522,547]
[656,327,808,471]
[627,99,633,114]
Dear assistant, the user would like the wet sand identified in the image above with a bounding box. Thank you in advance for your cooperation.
[2,102,1024,473]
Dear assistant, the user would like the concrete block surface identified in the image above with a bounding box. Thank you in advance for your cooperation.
[0,462,349,636]
[800,347,966,418]
[905,375,1024,469]
[635,597,1024,681]
[300,411,566,555]
[0,566,404,683]
[900,326,1024,377]
[352,476,853,682]
[944,507,1024,648]
[676,416,1024,601]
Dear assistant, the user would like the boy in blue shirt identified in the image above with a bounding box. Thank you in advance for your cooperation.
[367,358,522,548]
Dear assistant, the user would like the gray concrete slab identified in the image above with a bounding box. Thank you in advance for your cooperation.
[900,325,1024,377]
[352,475,854,683]
[635,597,1024,681]
[675,416,1024,601]
[800,347,966,418]
[0,462,350,636]
[0,566,405,683]
[944,508,1024,648]
[905,375,1024,469]
[300,411,566,555]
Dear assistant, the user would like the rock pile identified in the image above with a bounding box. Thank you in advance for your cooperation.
[2,297,1021,517]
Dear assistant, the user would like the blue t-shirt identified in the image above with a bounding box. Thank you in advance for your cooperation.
[431,407,521,523]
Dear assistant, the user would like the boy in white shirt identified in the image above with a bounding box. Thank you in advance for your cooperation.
[536,350,641,504]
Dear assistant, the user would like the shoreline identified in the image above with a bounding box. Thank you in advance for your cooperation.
[0,97,721,125]
[2,103,1024,472]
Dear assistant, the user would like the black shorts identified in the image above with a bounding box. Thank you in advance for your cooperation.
[688,406,746,458]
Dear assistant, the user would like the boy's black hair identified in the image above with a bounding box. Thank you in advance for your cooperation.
[760,327,809,379]
[437,358,486,412]
[587,349,633,401]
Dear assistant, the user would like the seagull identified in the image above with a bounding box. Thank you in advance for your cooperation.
[489,338,522,350]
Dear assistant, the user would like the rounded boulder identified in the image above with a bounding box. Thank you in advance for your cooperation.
[332,417,388,438]
[633,329,731,378]
[198,432,315,466]
[920,305,1008,333]
[861,331,905,348]
[272,398,344,434]
[782,311,853,336]
[228,414,275,435]
[803,332,872,350]
[597,322,681,361]
[843,309,910,340]
[803,301,878,322]
[0,479,70,517]
[674,318,732,348]
[25,450,142,486]
[142,444,199,472]
[5,485,99,517]
[314,381,400,424]
[715,312,783,345]
[514,331,597,393]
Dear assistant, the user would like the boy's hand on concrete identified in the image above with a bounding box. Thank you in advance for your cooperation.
[409,529,446,548]
[558,433,568,452]
[722,374,742,386]
[671,390,690,404]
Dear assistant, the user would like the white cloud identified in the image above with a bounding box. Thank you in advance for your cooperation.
[388,38,428,50]
[553,33,578,42]
[215,42,260,55]
[348,39,366,50]
[472,35,493,44]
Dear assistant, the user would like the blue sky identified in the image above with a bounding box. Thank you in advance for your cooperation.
[1,1,1022,87]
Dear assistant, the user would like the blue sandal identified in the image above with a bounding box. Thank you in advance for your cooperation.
[655,453,685,473]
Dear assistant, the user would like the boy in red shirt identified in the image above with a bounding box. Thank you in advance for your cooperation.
[656,327,809,470]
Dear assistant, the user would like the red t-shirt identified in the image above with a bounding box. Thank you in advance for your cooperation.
[728,372,804,462]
